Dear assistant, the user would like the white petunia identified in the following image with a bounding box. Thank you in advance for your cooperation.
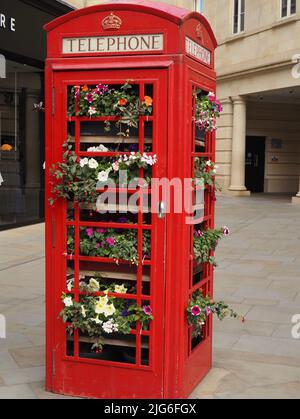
[89,278,100,292]
[63,296,73,307]
[104,303,116,318]
[114,284,128,294]
[81,305,87,318]
[91,317,102,325]
[80,158,89,168]
[88,158,99,169]
[67,279,74,292]
[98,171,109,182]
[87,144,109,152]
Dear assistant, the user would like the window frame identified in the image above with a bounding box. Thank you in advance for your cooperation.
[281,0,297,18]
[233,0,245,35]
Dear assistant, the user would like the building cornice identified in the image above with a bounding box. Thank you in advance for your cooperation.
[19,0,74,17]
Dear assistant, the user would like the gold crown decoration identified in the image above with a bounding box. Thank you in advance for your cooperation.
[102,13,122,30]
[196,23,204,41]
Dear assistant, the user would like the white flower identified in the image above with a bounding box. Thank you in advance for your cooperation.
[88,158,99,169]
[87,144,109,152]
[89,278,100,292]
[67,279,74,292]
[98,171,109,182]
[102,320,118,334]
[104,303,116,318]
[91,317,102,325]
[114,284,128,294]
[63,296,73,307]
[206,160,212,167]
[88,106,97,116]
[81,305,87,318]
[80,158,89,167]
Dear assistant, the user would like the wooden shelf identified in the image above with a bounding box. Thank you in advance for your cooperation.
[67,267,150,282]
[68,335,149,349]
[69,135,152,144]
[195,140,205,148]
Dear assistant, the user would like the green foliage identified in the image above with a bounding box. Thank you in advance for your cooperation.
[67,226,151,265]
[194,227,228,267]
[60,288,153,352]
[187,290,242,339]
[68,81,153,138]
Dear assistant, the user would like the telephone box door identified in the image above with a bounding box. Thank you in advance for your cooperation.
[48,69,168,399]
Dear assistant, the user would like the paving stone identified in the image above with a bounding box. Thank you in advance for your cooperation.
[233,335,300,359]
[9,346,45,368]
[0,384,36,399]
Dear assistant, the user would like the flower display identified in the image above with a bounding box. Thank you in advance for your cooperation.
[67,225,151,265]
[49,141,158,205]
[194,227,230,266]
[195,91,223,133]
[68,81,153,138]
[194,157,221,201]
[187,290,242,339]
[60,284,153,351]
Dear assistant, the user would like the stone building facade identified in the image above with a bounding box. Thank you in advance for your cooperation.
[59,0,300,203]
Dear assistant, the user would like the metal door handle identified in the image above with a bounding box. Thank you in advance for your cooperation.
[157,201,166,219]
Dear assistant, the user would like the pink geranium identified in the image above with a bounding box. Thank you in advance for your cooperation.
[86,228,94,238]
[106,237,116,247]
[191,306,201,317]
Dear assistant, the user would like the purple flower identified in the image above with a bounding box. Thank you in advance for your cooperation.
[206,307,212,316]
[121,309,129,317]
[191,306,201,317]
[143,305,152,316]
[223,226,230,236]
[129,144,138,152]
[96,84,109,95]
[95,243,103,249]
[106,237,116,247]
[85,92,94,104]
[86,228,94,238]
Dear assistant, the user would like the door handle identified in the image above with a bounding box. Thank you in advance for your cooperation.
[157,201,166,219]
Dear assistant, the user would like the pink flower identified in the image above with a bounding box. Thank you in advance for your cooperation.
[143,305,152,316]
[206,307,212,316]
[95,243,103,249]
[96,228,107,234]
[112,161,119,172]
[85,92,94,104]
[86,228,94,238]
[96,84,109,95]
[106,237,115,247]
[223,226,230,236]
[195,230,204,238]
[191,306,201,317]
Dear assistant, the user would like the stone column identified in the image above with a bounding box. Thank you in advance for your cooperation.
[292,176,300,204]
[228,96,250,196]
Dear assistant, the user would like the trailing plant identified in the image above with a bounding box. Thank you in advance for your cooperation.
[67,225,151,265]
[195,91,223,133]
[194,226,230,267]
[187,289,243,339]
[61,287,153,352]
[194,158,222,201]
[68,81,153,137]
[49,141,157,205]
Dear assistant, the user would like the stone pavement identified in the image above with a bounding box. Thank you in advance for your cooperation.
[0,195,300,399]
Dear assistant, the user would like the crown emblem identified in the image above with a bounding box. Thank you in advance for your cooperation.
[196,23,203,41]
[102,13,122,30]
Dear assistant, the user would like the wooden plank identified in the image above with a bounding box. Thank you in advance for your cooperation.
[69,135,152,144]
[68,335,149,349]
[67,267,150,282]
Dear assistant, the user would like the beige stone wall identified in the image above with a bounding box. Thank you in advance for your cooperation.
[63,0,194,10]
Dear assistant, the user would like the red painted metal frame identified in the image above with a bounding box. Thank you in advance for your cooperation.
[45,1,217,399]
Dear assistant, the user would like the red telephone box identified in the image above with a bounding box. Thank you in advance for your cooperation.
[44,1,217,399]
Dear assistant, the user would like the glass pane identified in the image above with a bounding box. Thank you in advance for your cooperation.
[0,59,44,229]
[291,0,296,14]
[282,0,288,17]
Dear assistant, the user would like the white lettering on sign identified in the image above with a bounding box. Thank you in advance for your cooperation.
[0,13,16,32]
[62,34,164,55]
[185,37,211,66]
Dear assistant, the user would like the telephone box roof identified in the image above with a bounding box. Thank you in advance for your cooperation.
[44,0,217,48]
